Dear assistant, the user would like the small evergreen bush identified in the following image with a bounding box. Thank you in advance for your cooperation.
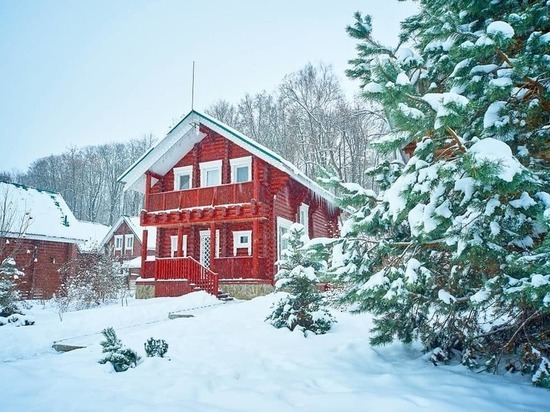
[144,338,168,358]
[267,223,336,336]
[98,327,140,372]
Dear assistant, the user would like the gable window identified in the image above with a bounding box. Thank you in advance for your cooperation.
[230,156,252,183]
[200,160,222,187]
[298,203,309,237]
[173,166,193,191]
[233,230,252,256]
[124,234,134,252]
[114,235,123,251]
[170,235,188,258]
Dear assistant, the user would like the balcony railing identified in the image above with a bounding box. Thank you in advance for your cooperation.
[148,182,255,212]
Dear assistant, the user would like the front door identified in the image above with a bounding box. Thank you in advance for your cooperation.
[199,230,219,268]
[199,231,211,268]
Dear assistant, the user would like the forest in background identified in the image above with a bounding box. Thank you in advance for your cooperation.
[0,62,388,225]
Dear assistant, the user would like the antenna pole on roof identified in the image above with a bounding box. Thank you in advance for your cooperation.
[191,61,195,111]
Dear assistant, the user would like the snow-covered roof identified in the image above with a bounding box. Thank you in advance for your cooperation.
[118,110,336,205]
[99,216,156,250]
[76,220,110,253]
[121,255,142,269]
[0,181,85,243]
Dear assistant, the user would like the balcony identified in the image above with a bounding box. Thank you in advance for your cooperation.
[147,181,256,212]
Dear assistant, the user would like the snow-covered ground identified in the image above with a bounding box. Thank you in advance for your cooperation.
[0,292,548,411]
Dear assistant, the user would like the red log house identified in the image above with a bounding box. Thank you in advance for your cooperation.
[99,215,156,288]
[119,110,340,299]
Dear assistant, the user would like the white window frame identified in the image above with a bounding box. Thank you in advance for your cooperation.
[124,234,134,251]
[114,235,123,251]
[298,203,309,238]
[170,235,188,258]
[233,230,252,256]
[230,156,252,183]
[276,217,293,263]
[173,165,193,191]
[199,160,222,187]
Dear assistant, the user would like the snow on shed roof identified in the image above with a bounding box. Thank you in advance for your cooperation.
[76,220,110,253]
[118,110,336,205]
[0,181,85,243]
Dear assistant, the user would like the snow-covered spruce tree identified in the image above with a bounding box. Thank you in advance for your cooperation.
[338,1,550,380]
[0,257,24,317]
[267,223,335,336]
[98,327,140,372]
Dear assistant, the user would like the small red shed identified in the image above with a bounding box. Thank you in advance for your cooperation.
[99,216,156,288]
[0,181,92,299]
[119,110,340,299]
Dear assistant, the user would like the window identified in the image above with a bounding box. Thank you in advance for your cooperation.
[230,156,252,183]
[233,230,252,256]
[124,234,134,252]
[170,235,188,258]
[276,217,292,263]
[173,166,193,191]
[298,203,309,237]
[114,235,123,251]
[200,160,222,187]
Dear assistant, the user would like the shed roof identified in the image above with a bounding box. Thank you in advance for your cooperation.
[0,181,85,243]
[77,220,110,253]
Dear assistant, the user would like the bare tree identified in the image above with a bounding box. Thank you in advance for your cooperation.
[206,62,388,187]
[0,185,32,315]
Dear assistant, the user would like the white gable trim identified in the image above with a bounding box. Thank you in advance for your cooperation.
[119,113,205,193]
[118,110,336,206]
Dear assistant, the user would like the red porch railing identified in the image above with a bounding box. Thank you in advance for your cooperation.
[148,182,255,212]
[212,256,252,279]
[142,260,155,279]
[154,257,219,296]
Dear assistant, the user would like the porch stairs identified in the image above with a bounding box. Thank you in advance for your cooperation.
[216,290,234,302]
[152,256,220,298]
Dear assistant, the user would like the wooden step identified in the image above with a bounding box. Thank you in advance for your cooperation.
[168,313,195,319]
[52,343,87,352]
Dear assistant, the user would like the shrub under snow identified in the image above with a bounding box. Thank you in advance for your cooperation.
[267,223,335,336]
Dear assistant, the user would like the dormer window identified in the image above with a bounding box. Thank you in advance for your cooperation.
[173,166,193,191]
[230,156,252,183]
[200,160,222,187]
[114,235,123,251]
[124,234,134,252]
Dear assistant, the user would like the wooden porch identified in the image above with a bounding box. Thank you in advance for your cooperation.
[142,255,270,285]
[142,257,219,297]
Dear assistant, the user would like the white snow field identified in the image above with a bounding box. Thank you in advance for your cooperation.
[1,292,549,412]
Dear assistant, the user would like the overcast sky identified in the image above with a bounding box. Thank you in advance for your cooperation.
[0,0,417,172]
